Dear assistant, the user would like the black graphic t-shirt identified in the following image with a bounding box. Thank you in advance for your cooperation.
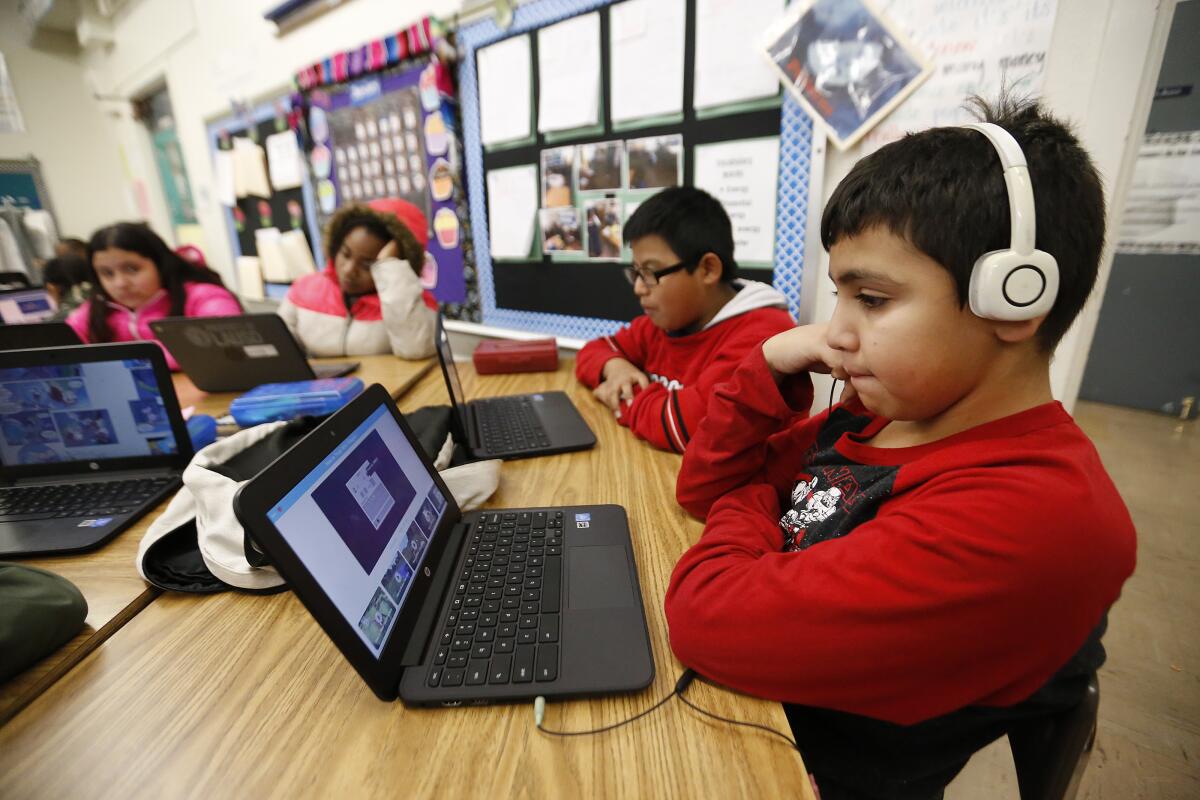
[779,407,898,552]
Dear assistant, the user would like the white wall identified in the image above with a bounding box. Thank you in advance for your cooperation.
[0,8,134,240]
[79,0,464,285]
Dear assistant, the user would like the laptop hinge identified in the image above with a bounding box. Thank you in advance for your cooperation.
[400,520,468,667]
[463,404,481,451]
[7,466,181,486]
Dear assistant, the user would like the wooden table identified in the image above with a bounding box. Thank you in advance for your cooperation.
[0,356,433,728]
[0,362,813,799]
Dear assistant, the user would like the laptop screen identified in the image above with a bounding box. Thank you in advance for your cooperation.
[0,289,57,324]
[0,356,182,466]
[267,403,449,655]
[436,322,467,411]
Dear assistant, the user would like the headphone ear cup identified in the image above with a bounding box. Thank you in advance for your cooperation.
[969,249,1060,321]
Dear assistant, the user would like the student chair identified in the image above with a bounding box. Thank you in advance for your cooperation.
[0,271,31,288]
[1008,673,1100,800]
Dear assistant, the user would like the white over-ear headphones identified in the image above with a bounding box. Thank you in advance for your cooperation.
[961,122,1059,321]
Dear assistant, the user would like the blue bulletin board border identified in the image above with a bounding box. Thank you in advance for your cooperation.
[457,0,813,340]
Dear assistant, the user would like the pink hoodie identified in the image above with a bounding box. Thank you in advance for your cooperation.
[66,282,242,370]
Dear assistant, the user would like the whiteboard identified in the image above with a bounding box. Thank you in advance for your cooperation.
[860,0,1059,152]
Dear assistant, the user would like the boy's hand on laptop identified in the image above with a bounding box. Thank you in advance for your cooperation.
[595,358,650,412]
[762,324,848,382]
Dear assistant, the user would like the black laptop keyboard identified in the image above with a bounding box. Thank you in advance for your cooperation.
[475,397,551,454]
[0,476,174,521]
[427,509,565,689]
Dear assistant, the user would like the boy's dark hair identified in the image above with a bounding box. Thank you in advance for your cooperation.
[85,222,239,344]
[42,255,88,291]
[821,95,1106,349]
[624,186,738,282]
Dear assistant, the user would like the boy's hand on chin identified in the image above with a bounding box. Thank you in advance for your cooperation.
[595,358,650,412]
[762,324,847,382]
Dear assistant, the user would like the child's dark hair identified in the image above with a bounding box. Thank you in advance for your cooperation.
[821,94,1105,349]
[624,186,738,281]
[85,222,238,344]
[42,255,88,292]
[57,238,89,258]
[324,205,423,276]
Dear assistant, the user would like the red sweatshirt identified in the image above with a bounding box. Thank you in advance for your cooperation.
[575,280,794,452]
[667,347,1137,728]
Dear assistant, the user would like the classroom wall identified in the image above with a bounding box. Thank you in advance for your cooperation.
[14,0,1169,411]
[807,0,1172,410]
[76,0,464,285]
[0,7,134,240]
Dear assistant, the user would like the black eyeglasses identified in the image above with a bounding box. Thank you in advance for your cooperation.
[622,260,692,287]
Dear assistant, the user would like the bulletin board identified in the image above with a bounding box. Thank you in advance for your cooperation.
[205,95,323,298]
[0,158,55,218]
[457,0,816,341]
[305,59,474,315]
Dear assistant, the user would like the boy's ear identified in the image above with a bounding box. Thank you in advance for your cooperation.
[991,315,1044,345]
[696,252,724,285]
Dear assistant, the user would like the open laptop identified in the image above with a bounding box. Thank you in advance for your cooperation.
[0,288,58,324]
[435,315,595,459]
[0,321,81,351]
[0,342,193,557]
[234,383,654,704]
[149,314,358,393]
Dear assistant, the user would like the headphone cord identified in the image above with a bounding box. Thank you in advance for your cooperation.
[534,669,801,755]
[828,378,838,410]
[534,669,695,737]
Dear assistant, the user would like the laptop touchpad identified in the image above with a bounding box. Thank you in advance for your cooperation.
[568,546,635,609]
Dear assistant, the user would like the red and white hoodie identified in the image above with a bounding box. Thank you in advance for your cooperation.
[575,280,794,452]
[277,257,437,359]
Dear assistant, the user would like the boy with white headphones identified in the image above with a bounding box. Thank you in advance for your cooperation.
[666,96,1137,799]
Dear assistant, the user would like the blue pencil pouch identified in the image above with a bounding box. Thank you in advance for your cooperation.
[229,378,364,427]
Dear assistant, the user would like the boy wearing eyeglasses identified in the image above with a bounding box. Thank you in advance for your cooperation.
[575,186,795,453]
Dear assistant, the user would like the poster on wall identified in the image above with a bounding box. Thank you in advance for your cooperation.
[308,61,469,306]
[1117,131,1200,256]
[216,123,315,266]
[858,0,1059,152]
[761,0,931,150]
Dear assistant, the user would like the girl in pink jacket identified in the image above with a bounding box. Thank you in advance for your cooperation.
[278,198,437,360]
[67,223,242,370]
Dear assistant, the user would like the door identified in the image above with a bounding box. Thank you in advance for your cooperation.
[1078,0,1200,419]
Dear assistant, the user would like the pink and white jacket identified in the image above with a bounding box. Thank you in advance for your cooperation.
[277,258,437,360]
[66,282,242,371]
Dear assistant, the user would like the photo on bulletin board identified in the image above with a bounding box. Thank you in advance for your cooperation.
[626,134,683,190]
[760,0,931,150]
[578,141,623,192]
[539,207,584,254]
[307,61,471,307]
[583,196,622,259]
[540,146,576,207]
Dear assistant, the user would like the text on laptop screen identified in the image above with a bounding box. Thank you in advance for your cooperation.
[267,404,449,655]
[0,357,181,466]
[437,325,467,410]
[0,290,57,324]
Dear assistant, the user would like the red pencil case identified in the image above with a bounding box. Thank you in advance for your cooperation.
[472,338,559,374]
